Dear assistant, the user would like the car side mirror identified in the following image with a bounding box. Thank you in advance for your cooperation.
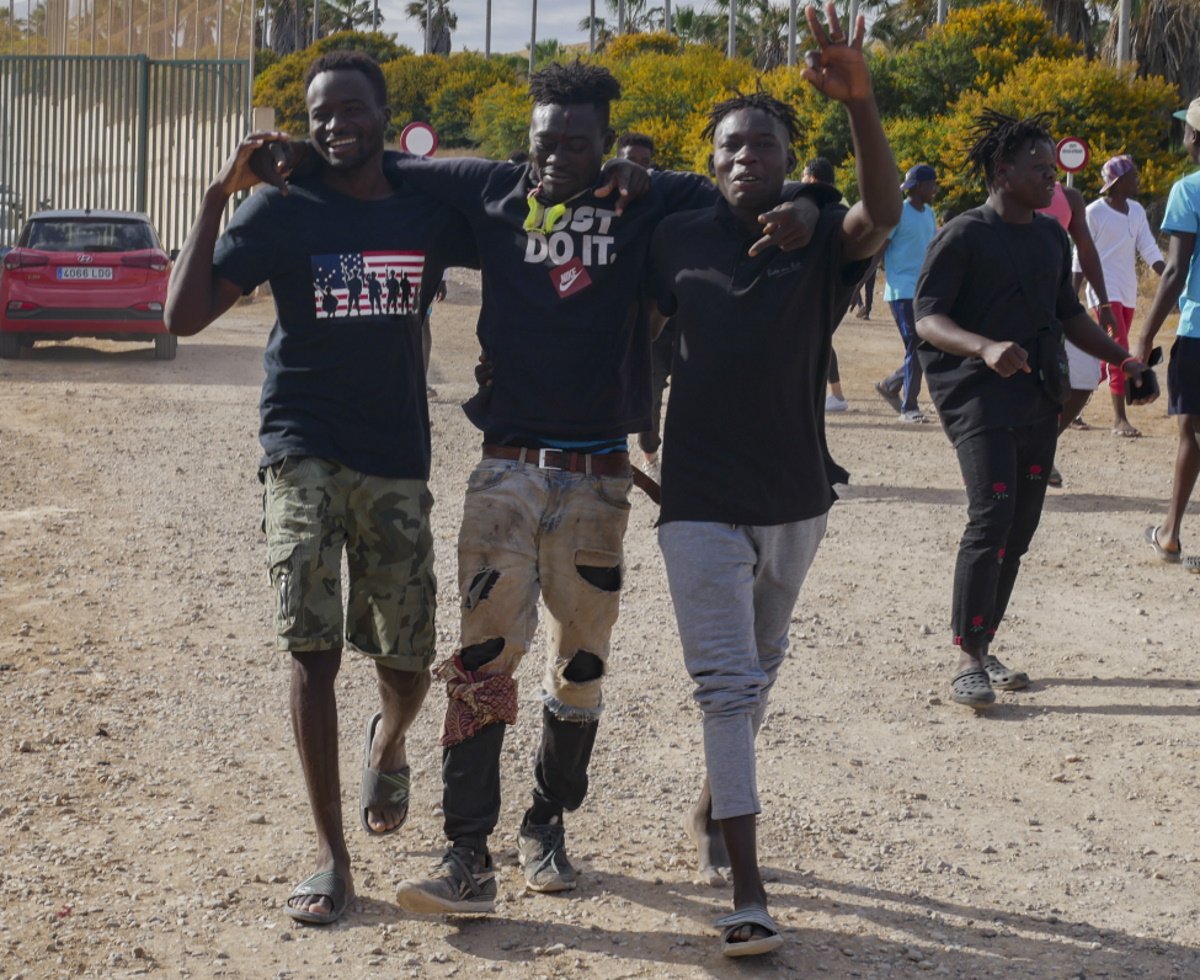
[169,248,180,261]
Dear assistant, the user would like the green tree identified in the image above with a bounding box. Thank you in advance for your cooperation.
[469,82,531,159]
[254,30,412,134]
[937,54,1180,215]
[428,52,519,145]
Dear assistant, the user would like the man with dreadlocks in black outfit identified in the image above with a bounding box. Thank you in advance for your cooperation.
[914,109,1157,710]
[648,5,901,956]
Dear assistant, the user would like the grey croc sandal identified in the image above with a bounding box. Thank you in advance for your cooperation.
[715,905,783,958]
[285,869,350,925]
[982,655,1030,691]
[950,666,995,709]
[360,711,411,836]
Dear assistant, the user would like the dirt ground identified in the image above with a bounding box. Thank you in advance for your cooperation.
[2,271,1199,980]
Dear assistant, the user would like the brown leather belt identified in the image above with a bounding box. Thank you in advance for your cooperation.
[482,443,631,475]
[480,444,661,504]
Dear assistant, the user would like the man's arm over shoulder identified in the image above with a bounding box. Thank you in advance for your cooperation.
[383,151,510,213]
[650,169,717,214]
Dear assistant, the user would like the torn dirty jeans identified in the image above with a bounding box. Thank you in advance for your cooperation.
[440,456,632,848]
[658,515,826,821]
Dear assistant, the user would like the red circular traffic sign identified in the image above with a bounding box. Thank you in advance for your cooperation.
[1056,137,1090,173]
[399,121,439,157]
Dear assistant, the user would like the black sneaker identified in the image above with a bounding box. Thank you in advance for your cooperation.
[396,846,497,914]
[517,816,577,893]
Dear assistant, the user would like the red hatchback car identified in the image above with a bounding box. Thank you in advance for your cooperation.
[0,209,176,360]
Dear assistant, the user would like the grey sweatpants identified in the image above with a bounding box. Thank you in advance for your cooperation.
[658,515,826,820]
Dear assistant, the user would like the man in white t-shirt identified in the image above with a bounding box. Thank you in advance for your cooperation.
[1072,155,1165,436]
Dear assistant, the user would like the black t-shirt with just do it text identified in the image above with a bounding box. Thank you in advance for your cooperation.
[914,203,1086,447]
[649,197,867,527]
[384,152,718,444]
[213,174,476,479]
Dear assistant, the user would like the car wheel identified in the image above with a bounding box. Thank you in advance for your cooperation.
[154,333,178,361]
[0,332,20,359]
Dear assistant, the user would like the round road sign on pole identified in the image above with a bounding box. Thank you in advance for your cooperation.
[399,122,439,157]
[1056,137,1090,173]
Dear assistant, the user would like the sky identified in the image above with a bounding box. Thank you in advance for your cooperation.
[375,0,611,56]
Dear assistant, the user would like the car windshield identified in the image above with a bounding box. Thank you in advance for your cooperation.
[23,219,158,252]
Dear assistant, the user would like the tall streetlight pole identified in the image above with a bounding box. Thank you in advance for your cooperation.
[664,0,671,34]
[485,0,491,56]
[424,0,431,53]
[588,0,595,53]
[618,0,624,35]
[529,0,536,74]
[727,0,736,58]
[787,0,796,66]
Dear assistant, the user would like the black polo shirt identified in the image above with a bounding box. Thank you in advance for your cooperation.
[914,203,1086,446]
[649,197,866,526]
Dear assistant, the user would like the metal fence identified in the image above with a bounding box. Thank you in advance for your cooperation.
[0,54,249,250]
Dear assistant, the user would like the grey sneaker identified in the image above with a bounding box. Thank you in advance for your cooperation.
[396,846,497,914]
[898,409,927,424]
[518,816,577,893]
[874,381,903,413]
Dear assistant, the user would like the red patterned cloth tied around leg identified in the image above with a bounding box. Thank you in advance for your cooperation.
[435,653,519,747]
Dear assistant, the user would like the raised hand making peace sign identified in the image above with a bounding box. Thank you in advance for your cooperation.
[801,3,872,104]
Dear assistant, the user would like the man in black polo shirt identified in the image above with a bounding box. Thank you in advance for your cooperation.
[166,51,474,925]
[648,9,901,957]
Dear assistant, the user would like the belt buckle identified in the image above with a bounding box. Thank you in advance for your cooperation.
[536,448,562,471]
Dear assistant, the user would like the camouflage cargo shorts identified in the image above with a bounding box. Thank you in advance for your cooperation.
[262,455,436,671]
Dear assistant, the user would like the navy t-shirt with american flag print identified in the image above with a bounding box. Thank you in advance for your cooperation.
[213,174,476,479]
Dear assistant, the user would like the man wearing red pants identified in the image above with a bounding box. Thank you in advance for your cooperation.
[1074,155,1165,436]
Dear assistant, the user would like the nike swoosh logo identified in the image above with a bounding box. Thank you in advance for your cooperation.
[559,269,582,291]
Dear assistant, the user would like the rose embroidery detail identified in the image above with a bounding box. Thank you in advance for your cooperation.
[992,481,1009,500]
[969,614,986,632]
[1027,464,1043,481]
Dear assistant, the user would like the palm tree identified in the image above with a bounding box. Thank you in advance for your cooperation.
[324,0,377,32]
[579,0,664,39]
[1101,0,1200,103]
[1034,0,1097,54]
[672,4,723,47]
[405,0,456,55]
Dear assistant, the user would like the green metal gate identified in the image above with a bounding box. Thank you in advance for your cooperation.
[0,55,249,251]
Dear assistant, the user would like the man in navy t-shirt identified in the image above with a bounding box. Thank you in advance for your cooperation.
[166,51,474,926]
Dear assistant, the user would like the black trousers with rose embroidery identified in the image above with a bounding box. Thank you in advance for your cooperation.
[951,416,1058,650]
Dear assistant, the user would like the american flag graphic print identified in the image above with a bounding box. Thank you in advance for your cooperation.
[310,251,427,320]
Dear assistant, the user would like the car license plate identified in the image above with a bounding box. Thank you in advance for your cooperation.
[57,266,113,280]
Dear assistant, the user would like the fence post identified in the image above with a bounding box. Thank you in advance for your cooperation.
[136,55,150,213]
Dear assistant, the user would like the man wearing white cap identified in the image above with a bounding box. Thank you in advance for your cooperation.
[1134,96,1200,569]
[1073,154,1164,437]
